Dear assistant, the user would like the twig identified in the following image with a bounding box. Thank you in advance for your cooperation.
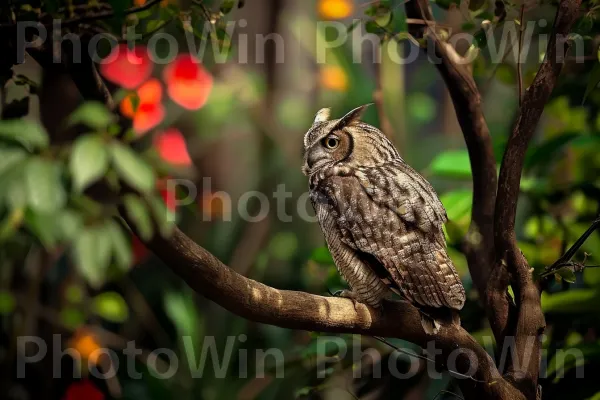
[541,216,600,277]
[372,336,486,383]
[0,0,163,30]
[432,390,466,400]
[119,17,175,43]
[191,0,213,21]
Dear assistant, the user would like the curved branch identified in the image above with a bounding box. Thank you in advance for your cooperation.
[129,222,523,399]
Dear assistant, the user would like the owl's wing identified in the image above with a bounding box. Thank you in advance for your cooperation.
[319,169,465,310]
[355,160,448,241]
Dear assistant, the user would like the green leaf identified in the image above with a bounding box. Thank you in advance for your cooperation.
[0,290,16,315]
[1,160,28,209]
[68,102,116,130]
[365,5,378,16]
[73,226,112,288]
[106,220,133,270]
[147,194,175,237]
[541,289,600,314]
[429,150,472,179]
[25,158,66,213]
[374,7,392,27]
[311,246,334,264]
[588,392,600,400]
[110,142,155,194]
[583,62,600,104]
[0,146,27,176]
[55,210,84,243]
[70,134,109,192]
[555,267,577,283]
[0,208,24,242]
[123,194,153,240]
[92,291,129,323]
[365,21,381,34]
[164,291,202,337]
[220,0,236,14]
[24,209,60,248]
[145,20,166,34]
[507,285,515,303]
[74,229,101,287]
[440,189,473,222]
[0,119,49,150]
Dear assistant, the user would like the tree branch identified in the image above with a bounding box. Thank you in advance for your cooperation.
[0,0,163,31]
[494,0,582,257]
[490,0,582,395]
[404,0,497,324]
[127,222,524,400]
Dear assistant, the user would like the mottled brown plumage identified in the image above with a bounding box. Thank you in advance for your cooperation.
[303,105,465,333]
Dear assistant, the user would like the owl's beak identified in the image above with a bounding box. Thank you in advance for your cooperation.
[303,146,327,176]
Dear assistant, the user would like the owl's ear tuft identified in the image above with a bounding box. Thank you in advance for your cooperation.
[335,103,372,129]
[313,108,331,124]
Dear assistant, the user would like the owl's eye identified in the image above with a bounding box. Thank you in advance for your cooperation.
[323,136,340,149]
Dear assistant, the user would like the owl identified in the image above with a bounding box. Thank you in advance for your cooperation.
[302,105,465,334]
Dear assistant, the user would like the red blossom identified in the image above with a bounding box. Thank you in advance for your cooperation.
[99,44,152,89]
[154,128,192,166]
[63,380,104,400]
[120,78,165,134]
[163,54,213,110]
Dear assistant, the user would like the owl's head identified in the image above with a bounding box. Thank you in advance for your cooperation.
[302,104,400,176]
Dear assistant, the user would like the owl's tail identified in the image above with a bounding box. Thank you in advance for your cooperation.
[419,308,461,335]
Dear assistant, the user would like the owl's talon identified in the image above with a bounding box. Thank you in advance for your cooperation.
[332,289,356,299]
[327,288,356,300]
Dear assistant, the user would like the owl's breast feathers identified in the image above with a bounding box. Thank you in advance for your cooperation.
[310,161,466,311]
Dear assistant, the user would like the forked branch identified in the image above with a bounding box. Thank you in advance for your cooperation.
[490,1,581,394]
[405,0,498,308]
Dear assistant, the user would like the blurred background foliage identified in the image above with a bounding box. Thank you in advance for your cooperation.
[1,0,600,399]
